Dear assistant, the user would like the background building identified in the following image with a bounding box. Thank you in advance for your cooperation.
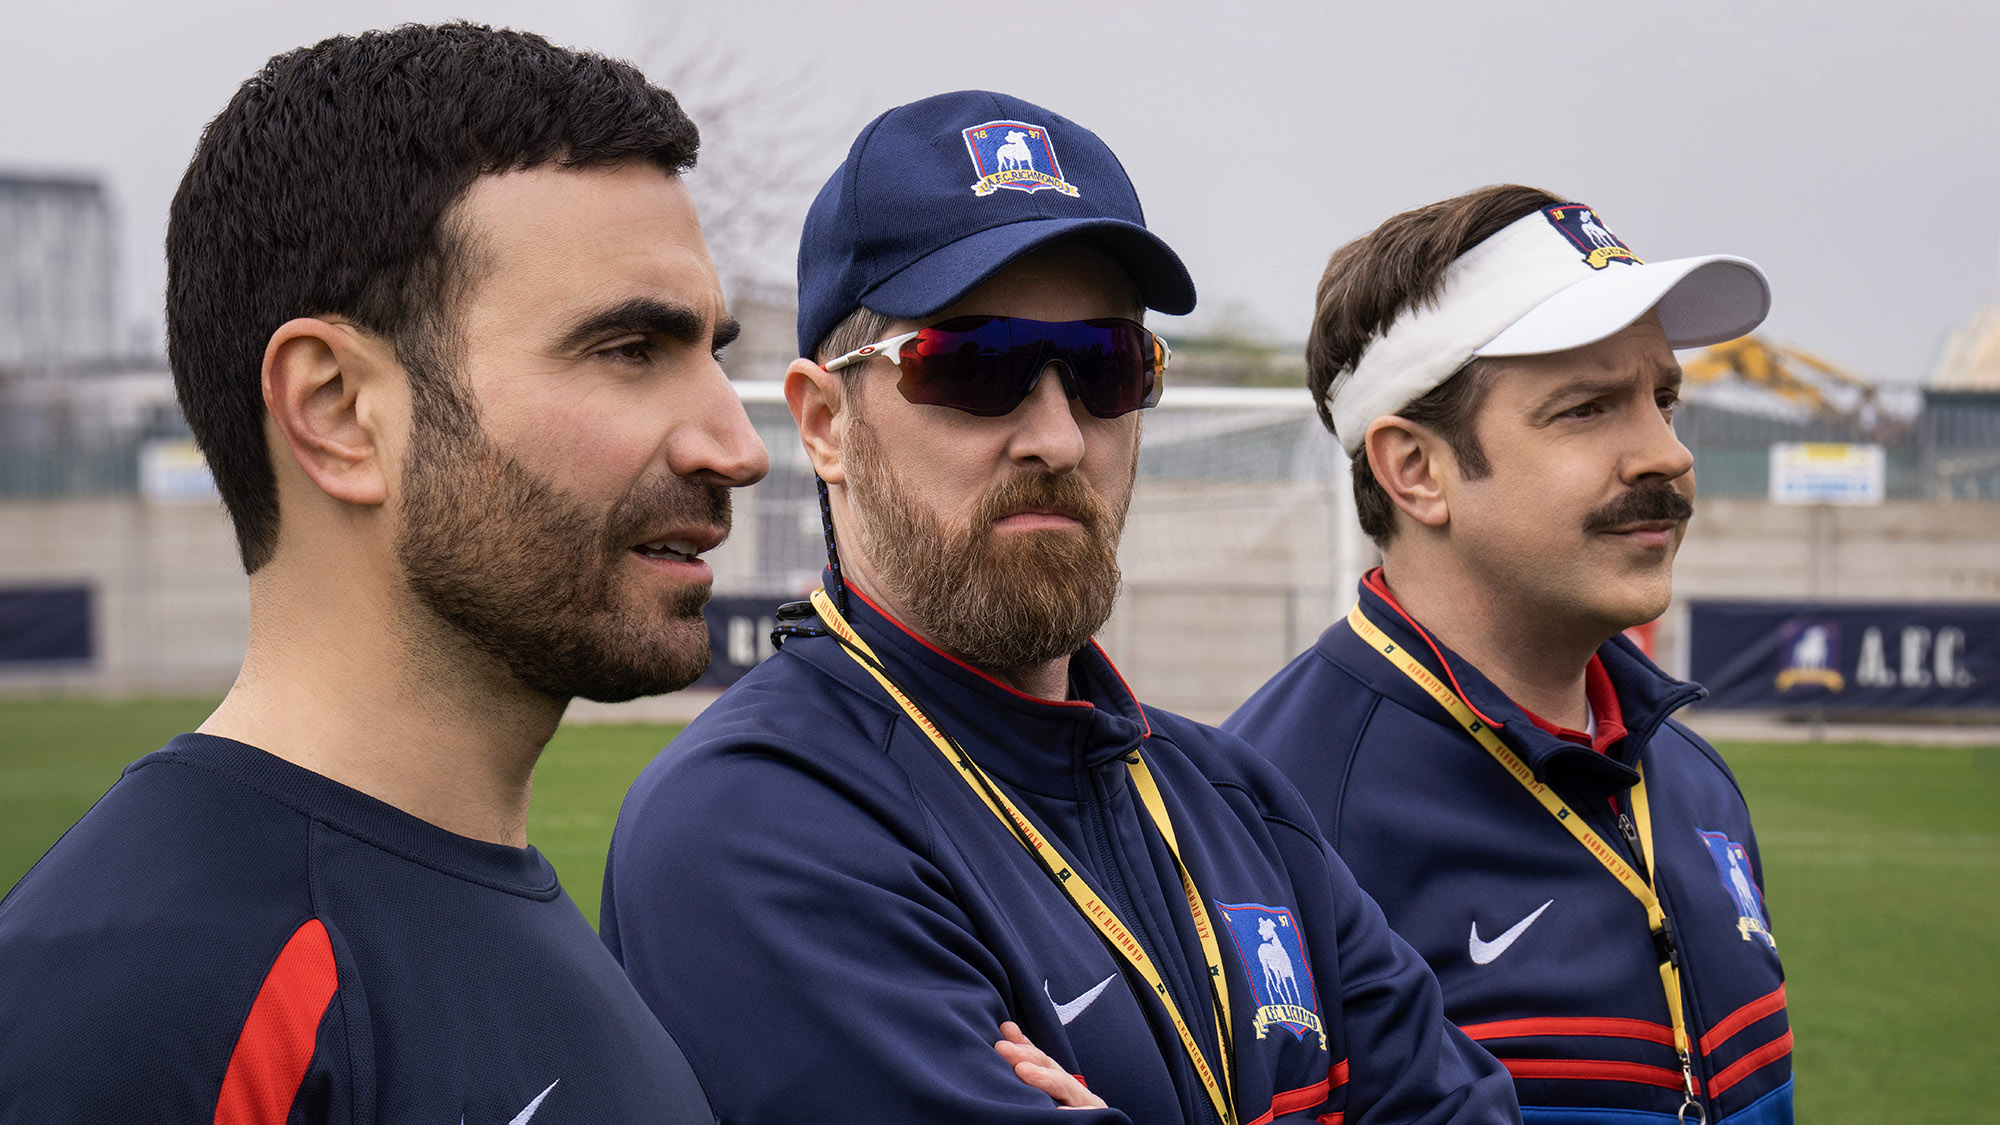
[0,173,118,368]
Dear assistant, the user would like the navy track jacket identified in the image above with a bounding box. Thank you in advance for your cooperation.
[603,589,1520,1125]
[1226,578,1792,1125]
[0,734,712,1124]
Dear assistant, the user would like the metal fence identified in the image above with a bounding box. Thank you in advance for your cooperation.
[4,376,1994,716]
[1674,397,2000,501]
[7,368,1998,504]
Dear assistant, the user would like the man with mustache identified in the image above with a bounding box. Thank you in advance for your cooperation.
[0,24,765,1121]
[1226,186,1793,1125]
[601,91,1518,1125]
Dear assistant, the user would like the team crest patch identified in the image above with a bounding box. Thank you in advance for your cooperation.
[1775,619,1845,692]
[1216,901,1326,1050]
[962,120,1079,198]
[1544,204,1642,269]
[1698,830,1778,950]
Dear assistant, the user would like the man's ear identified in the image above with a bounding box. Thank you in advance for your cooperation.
[262,318,397,507]
[1365,415,1453,531]
[785,357,849,484]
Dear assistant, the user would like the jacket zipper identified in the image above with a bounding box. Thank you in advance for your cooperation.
[1082,768,1223,1125]
[1613,807,1708,1122]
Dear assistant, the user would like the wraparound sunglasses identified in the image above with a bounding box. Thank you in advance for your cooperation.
[825,315,1169,419]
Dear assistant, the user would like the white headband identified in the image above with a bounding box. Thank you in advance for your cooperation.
[1325,203,1771,457]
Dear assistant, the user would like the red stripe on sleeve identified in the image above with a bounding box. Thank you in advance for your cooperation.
[1698,984,1787,1057]
[1706,1029,1793,1099]
[214,919,340,1125]
[1500,1057,1694,1092]
[1243,1059,1349,1125]
[1459,1015,1676,1047]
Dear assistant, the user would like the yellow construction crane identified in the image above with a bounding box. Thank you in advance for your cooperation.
[1682,336,1879,421]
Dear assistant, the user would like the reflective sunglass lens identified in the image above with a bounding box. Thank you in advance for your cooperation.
[894,316,1161,418]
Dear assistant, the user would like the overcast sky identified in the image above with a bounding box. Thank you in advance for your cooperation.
[5,0,1995,384]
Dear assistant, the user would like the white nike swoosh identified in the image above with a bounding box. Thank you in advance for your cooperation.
[509,1079,560,1125]
[1046,973,1119,1025]
[1468,900,1554,965]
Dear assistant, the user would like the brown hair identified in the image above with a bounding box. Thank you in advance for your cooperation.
[1307,184,1564,544]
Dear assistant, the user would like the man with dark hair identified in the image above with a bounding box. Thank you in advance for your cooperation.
[601,90,1519,1125]
[1226,186,1793,1124]
[0,23,764,1121]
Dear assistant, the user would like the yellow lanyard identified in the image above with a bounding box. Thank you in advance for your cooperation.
[811,589,1239,1125]
[1347,605,1705,1123]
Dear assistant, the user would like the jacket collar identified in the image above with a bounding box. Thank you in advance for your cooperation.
[1329,572,1705,792]
[803,582,1152,792]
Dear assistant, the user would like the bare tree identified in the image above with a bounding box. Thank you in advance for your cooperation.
[635,25,837,296]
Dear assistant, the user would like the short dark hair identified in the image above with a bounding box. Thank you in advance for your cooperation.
[1306,184,1563,545]
[167,22,700,572]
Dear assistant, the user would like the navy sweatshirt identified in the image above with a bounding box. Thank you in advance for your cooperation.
[0,734,711,1123]
[1226,578,1792,1125]
[603,588,1519,1125]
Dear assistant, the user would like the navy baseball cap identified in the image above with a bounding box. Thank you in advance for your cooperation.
[795,89,1197,357]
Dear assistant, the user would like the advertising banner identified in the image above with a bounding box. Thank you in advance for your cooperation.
[1768,442,1885,505]
[1689,600,2000,710]
[697,594,796,689]
[0,586,93,665]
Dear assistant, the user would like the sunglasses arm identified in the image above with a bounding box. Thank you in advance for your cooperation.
[824,328,924,373]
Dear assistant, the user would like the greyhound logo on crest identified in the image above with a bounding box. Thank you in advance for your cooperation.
[962,120,1079,197]
[1543,204,1643,270]
[1216,901,1326,1050]
[1775,620,1845,692]
[1698,829,1778,951]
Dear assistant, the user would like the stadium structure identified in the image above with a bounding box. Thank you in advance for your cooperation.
[2,247,1996,718]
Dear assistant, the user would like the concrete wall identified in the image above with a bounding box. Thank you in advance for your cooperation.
[1653,498,2000,680]
[0,496,247,693]
[4,493,1997,719]
[1107,494,2000,722]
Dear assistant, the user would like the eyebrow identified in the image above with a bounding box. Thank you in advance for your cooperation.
[1655,359,1685,393]
[553,298,738,354]
[1532,375,1629,416]
[1532,358,1686,416]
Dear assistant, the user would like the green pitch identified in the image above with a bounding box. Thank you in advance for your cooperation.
[1722,739,2000,1124]
[2,697,1995,1124]
[0,697,678,928]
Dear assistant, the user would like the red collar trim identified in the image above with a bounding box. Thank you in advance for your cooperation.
[1361,569,1506,731]
[846,585,1096,710]
[1518,655,1628,753]
[1087,638,1152,739]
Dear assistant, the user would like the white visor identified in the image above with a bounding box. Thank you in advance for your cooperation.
[1326,203,1771,456]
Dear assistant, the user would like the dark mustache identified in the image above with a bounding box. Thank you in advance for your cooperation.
[607,477,733,548]
[1583,481,1694,533]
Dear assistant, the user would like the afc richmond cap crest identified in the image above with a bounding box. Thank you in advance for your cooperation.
[962,120,1077,197]
[794,89,1195,356]
[1542,204,1642,270]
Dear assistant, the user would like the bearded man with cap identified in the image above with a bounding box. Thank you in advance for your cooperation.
[601,92,1519,1125]
[1225,186,1792,1125]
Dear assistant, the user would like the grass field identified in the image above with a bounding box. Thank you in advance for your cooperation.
[3,697,1995,1123]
